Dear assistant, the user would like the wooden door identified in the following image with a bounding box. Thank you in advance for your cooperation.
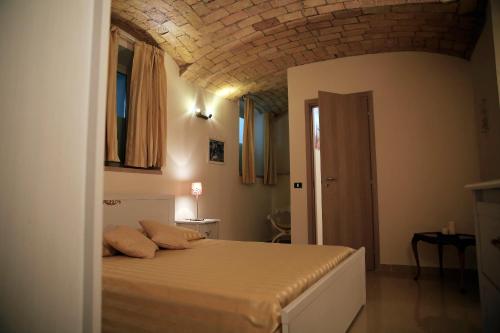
[318,91,375,270]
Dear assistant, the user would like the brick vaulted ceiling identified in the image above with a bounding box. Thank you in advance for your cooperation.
[111,0,485,113]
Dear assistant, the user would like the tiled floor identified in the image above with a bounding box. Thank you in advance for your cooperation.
[348,270,482,333]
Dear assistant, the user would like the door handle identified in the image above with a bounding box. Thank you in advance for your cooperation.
[324,177,337,187]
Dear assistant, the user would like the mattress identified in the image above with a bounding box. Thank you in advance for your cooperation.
[102,239,354,333]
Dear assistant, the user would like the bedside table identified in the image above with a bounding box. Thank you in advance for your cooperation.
[175,219,220,239]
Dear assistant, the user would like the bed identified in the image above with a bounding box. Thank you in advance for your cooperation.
[103,195,366,333]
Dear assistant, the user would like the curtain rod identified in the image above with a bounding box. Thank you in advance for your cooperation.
[115,26,137,45]
[241,94,281,116]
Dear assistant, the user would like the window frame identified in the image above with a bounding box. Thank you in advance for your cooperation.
[104,32,162,174]
[238,99,265,178]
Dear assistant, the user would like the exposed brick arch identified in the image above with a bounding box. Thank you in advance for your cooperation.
[111,0,484,112]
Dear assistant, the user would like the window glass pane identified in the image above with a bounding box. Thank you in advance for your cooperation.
[239,116,244,175]
[254,110,264,177]
[116,72,127,162]
[118,45,133,71]
[239,117,244,144]
[116,72,127,118]
[237,99,265,177]
[114,45,133,165]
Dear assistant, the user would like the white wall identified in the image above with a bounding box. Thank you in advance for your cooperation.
[471,1,500,181]
[491,0,500,102]
[288,52,480,268]
[0,0,107,332]
[104,53,273,241]
[274,113,291,175]
[271,113,291,210]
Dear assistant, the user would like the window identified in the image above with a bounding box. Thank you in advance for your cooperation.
[238,99,264,177]
[239,117,245,144]
[254,110,264,177]
[239,116,244,175]
[106,44,156,170]
[116,71,127,162]
[104,29,165,173]
[114,45,133,166]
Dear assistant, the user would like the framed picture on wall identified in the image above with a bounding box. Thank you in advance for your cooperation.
[208,138,224,164]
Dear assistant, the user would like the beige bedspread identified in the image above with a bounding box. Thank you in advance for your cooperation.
[102,239,354,333]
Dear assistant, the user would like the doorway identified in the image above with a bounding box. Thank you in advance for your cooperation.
[305,91,379,270]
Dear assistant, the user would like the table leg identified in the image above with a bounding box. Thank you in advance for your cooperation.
[438,244,444,278]
[412,237,421,280]
[458,246,466,293]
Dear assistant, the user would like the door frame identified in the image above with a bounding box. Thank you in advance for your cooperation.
[84,0,111,331]
[304,92,380,269]
[305,99,318,245]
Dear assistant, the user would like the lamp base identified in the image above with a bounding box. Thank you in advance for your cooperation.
[188,218,204,221]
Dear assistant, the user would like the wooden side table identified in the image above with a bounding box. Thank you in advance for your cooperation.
[175,219,220,239]
[411,232,475,292]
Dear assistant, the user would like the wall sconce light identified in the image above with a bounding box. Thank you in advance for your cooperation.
[194,107,212,120]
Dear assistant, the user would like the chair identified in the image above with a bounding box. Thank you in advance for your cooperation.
[267,209,291,243]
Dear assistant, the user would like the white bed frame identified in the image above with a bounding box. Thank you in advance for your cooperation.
[103,194,366,333]
[282,247,365,333]
[103,193,175,228]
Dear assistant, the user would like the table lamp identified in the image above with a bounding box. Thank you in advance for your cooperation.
[191,182,203,221]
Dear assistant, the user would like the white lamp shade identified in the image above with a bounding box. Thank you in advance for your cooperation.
[191,182,202,196]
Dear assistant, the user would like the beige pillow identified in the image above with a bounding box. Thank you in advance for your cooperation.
[104,225,158,259]
[102,241,116,257]
[103,225,117,257]
[139,220,191,250]
[176,225,205,241]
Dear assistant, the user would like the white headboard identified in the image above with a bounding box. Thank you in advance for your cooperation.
[103,194,175,229]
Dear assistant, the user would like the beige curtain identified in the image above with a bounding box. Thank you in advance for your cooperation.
[105,26,120,162]
[263,113,277,185]
[242,97,256,184]
[125,42,167,168]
